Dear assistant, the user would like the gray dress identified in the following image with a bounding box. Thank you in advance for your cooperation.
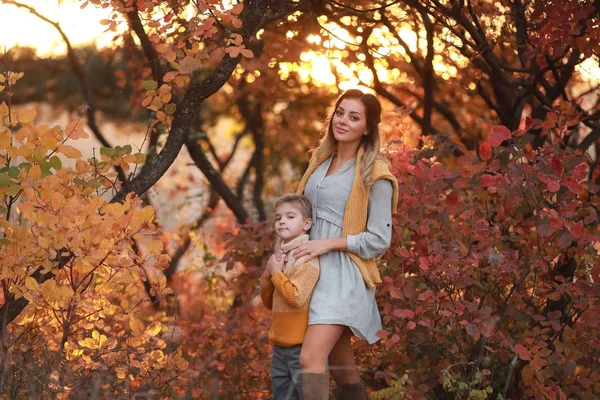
[304,154,393,344]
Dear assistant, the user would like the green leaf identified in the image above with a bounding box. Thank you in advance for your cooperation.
[142,80,158,91]
[0,173,11,187]
[6,183,20,196]
[8,166,20,179]
[0,238,10,247]
[40,163,53,178]
[100,147,114,158]
[49,156,62,171]
[122,144,132,154]
[88,179,102,188]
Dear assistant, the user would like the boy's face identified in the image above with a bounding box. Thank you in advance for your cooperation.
[274,202,312,242]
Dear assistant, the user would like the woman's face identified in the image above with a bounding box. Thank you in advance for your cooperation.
[331,98,368,145]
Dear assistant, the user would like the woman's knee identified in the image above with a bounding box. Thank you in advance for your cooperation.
[299,347,327,370]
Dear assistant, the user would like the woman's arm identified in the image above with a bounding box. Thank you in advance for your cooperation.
[346,179,393,259]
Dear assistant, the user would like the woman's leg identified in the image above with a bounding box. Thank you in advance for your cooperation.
[327,327,360,386]
[299,324,345,373]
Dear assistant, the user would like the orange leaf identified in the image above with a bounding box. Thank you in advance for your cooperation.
[57,144,83,159]
[231,17,242,29]
[231,3,243,14]
[225,47,241,58]
[65,120,89,139]
[241,49,254,58]
[163,51,177,62]
[163,71,178,82]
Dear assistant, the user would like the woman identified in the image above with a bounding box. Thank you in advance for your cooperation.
[292,89,398,400]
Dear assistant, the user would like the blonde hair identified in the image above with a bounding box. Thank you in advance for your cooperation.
[312,89,386,187]
[274,194,312,219]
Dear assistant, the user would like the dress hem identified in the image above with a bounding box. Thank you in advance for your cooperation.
[308,320,381,344]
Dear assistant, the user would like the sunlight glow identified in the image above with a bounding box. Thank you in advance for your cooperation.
[0,0,115,56]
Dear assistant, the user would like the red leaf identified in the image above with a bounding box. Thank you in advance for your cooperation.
[376,329,390,339]
[385,333,400,350]
[406,321,416,330]
[417,319,431,327]
[515,344,531,360]
[480,174,497,187]
[398,247,411,258]
[568,221,586,239]
[557,231,573,249]
[562,178,585,194]
[418,257,431,271]
[479,142,492,160]
[417,290,433,301]
[393,309,415,319]
[480,322,496,338]
[466,323,479,336]
[487,125,512,147]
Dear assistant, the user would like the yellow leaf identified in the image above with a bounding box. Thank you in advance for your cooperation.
[147,240,163,254]
[129,317,145,333]
[57,144,82,159]
[0,133,11,149]
[17,109,36,124]
[146,321,162,336]
[115,366,127,379]
[24,276,39,291]
[0,102,8,117]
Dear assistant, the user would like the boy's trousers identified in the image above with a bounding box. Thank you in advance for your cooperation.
[272,344,303,400]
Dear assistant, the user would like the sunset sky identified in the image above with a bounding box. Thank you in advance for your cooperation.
[0,0,598,84]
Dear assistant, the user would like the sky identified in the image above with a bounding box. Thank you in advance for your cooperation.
[0,0,114,56]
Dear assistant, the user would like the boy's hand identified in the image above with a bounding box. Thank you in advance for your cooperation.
[267,253,286,275]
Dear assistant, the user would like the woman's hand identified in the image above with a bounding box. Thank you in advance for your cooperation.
[293,239,332,261]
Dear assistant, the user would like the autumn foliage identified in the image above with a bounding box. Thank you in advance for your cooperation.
[372,114,600,398]
[0,71,192,398]
[1,0,599,398]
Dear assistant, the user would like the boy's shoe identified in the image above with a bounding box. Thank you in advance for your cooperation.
[332,381,367,400]
[302,372,330,400]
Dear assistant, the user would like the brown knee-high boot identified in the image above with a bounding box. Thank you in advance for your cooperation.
[332,381,367,400]
[302,372,330,400]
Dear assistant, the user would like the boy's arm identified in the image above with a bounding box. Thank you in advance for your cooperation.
[271,258,319,308]
[259,271,275,310]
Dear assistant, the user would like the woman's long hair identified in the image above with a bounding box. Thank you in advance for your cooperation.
[313,89,385,187]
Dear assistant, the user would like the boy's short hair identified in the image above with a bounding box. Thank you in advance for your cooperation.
[274,194,312,219]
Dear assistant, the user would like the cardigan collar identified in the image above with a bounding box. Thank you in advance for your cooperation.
[280,233,309,253]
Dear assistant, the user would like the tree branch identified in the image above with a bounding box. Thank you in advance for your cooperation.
[110,0,268,205]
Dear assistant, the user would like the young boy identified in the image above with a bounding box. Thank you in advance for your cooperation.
[260,194,320,400]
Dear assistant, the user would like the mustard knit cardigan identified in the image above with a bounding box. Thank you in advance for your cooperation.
[296,146,399,288]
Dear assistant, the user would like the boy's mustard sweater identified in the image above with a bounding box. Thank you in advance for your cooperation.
[296,146,399,288]
[259,234,320,347]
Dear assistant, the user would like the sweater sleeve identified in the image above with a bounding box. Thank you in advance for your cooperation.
[259,271,275,310]
[346,179,393,259]
[270,259,320,308]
